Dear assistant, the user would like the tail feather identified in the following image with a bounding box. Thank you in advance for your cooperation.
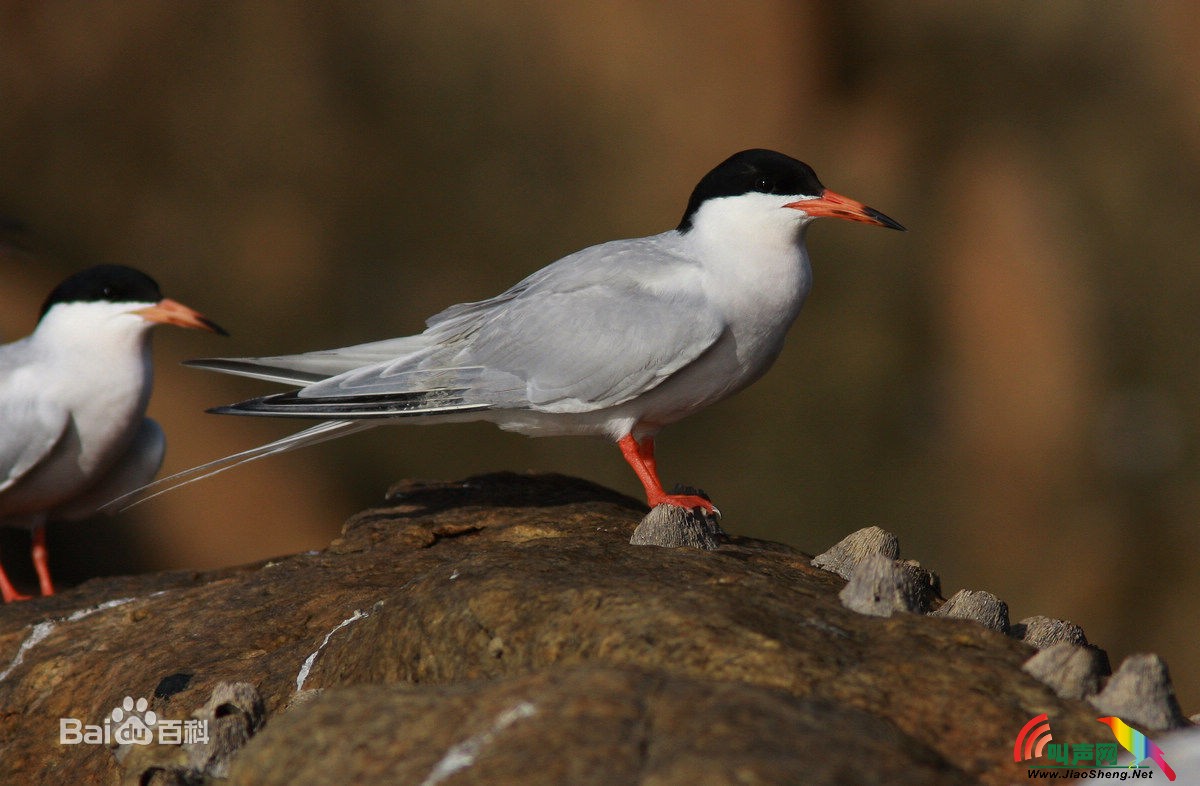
[101,420,376,512]
[212,389,493,419]
[183,335,435,385]
[183,358,329,386]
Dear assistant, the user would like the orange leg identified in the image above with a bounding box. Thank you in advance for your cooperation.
[32,523,54,597]
[638,436,659,481]
[618,434,716,513]
[0,551,31,602]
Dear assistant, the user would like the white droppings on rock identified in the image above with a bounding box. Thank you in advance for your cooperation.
[420,701,538,786]
[295,609,369,693]
[0,596,136,682]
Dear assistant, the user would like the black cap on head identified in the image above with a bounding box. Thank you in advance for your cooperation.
[678,149,825,232]
[38,265,163,321]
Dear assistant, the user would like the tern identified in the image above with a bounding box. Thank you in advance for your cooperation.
[0,265,225,601]
[137,149,904,516]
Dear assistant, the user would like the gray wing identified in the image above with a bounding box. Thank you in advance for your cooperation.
[54,418,165,519]
[460,282,723,412]
[0,398,69,494]
[214,236,726,417]
[184,335,435,385]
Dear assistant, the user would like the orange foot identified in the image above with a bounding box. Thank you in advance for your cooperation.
[648,492,721,518]
[0,580,31,603]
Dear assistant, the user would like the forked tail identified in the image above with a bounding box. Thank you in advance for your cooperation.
[102,420,377,512]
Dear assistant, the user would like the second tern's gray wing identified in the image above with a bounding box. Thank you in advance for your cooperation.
[216,237,727,418]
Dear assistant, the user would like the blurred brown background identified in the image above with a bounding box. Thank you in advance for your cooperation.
[1,3,1198,710]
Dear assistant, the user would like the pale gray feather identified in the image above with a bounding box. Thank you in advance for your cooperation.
[185,335,435,385]
[0,398,69,495]
[54,418,164,519]
[291,234,726,414]
[106,419,374,511]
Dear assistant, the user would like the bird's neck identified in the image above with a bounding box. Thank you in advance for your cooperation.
[32,315,156,410]
[687,221,812,322]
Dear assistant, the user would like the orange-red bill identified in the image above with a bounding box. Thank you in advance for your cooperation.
[785,189,905,231]
[135,298,228,335]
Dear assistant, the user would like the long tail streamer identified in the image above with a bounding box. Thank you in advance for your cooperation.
[103,420,377,512]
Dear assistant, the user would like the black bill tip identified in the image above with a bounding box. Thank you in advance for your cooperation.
[866,207,906,231]
[201,317,230,336]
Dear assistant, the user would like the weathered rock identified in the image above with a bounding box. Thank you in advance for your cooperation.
[226,667,963,785]
[933,589,1009,633]
[1090,653,1188,730]
[119,681,266,785]
[629,503,725,550]
[901,559,942,602]
[0,473,1132,784]
[1022,643,1109,700]
[185,681,266,777]
[811,525,900,579]
[838,552,937,616]
[1010,615,1088,649]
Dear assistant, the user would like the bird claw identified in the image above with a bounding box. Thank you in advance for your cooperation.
[653,494,721,519]
[634,494,727,550]
[661,484,720,519]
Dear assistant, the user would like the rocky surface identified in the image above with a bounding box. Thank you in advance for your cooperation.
[628,493,725,550]
[1011,616,1089,649]
[1089,653,1188,731]
[810,525,899,579]
[1022,643,1108,701]
[0,473,1186,784]
[932,589,1010,634]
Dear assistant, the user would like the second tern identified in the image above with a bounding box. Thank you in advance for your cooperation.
[139,149,904,515]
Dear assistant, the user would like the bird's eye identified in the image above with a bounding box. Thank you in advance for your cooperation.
[102,286,113,297]
[754,176,774,193]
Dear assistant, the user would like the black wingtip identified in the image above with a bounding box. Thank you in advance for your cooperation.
[185,357,249,372]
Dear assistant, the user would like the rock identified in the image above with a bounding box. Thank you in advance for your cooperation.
[1010,616,1088,649]
[1090,653,1187,730]
[1022,643,1109,700]
[226,667,965,785]
[901,559,942,603]
[184,681,266,777]
[812,526,900,579]
[0,473,1131,785]
[932,589,1009,633]
[119,681,266,785]
[629,493,725,550]
[837,553,937,616]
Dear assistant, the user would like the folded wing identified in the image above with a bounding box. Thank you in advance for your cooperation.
[0,399,69,496]
[201,245,724,420]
